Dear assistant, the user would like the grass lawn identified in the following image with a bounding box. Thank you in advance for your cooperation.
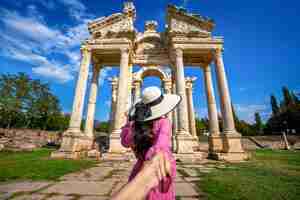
[198,150,300,200]
[0,148,97,182]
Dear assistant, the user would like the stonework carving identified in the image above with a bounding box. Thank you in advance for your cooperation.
[52,1,247,162]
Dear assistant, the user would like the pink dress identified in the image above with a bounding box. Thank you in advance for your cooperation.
[120,117,176,200]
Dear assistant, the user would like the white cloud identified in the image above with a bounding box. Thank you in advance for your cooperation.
[32,64,74,83]
[0,5,92,83]
[234,104,270,123]
[99,67,113,86]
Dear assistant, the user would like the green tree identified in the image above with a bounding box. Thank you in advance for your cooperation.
[254,112,263,134]
[282,86,294,107]
[270,94,280,115]
[291,92,300,105]
[0,73,63,130]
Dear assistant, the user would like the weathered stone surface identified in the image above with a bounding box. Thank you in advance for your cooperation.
[0,182,52,194]
[11,194,46,200]
[182,168,199,177]
[176,182,198,197]
[60,167,113,181]
[79,196,108,200]
[0,144,4,151]
[41,181,115,196]
[45,195,75,200]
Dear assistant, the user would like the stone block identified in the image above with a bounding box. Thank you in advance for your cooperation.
[0,182,52,194]
[11,194,46,200]
[175,182,198,197]
[41,181,115,196]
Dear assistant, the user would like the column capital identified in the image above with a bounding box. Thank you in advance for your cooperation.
[120,47,130,55]
[80,45,92,54]
[212,48,223,58]
[174,48,183,58]
[203,64,212,72]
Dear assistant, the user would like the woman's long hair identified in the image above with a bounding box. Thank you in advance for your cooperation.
[133,120,154,159]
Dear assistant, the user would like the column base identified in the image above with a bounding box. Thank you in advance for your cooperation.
[108,129,127,153]
[175,152,204,163]
[222,131,245,153]
[176,130,194,154]
[208,134,224,153]
[51,130,94,159]
[192,135,200,150]
[207,131,249,162]
[208,152,250,162]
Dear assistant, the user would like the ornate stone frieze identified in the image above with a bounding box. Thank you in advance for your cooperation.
[88,3,135,40]
[167,4,214,38]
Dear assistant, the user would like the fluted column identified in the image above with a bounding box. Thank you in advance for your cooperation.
[214,49,245,155]
[109,48,130,153]
[68,46,91,134]
[133,79,142,103]
[203,65,220,136]
[185,77,197,138]
[126,65,133,109]
[109,77,118,134]
[203,65,223,153]
[174,48,194,154]
[84,64,101,138]
[171,80,178,152]
[163,78,173,121]
[175,48,190,134]
[214,49,236,134]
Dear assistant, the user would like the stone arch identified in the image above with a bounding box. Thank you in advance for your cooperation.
[133,66,170,81]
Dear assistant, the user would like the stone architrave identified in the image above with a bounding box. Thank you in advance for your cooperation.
[214,49,246,157]
[109,48,130,153]
[174,48,194,154]
[84,64,101,138]
[203,65,223,154]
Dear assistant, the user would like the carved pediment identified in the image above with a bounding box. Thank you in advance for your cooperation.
[167,5,214,38]
[88,2,136,39]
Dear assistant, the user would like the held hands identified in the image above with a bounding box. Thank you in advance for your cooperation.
[140,152,171,189]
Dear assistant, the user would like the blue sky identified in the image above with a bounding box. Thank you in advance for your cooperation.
[0,0,299,123]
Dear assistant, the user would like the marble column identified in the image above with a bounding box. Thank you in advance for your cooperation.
[84,63,101,138]
[109,48,130,153]
[52,46,93,158]
[126,65,133,109]
[214,49,244,154]
[109,77,118,134]
[68,46,92,134]
[185,77,197,138]
[133,79,142,103]
[163,78,173,121]
[171,80,178,152]
[203,65,223,153]
[174,48,194,154]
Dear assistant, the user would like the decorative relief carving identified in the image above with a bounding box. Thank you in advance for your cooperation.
[169,18,210,37]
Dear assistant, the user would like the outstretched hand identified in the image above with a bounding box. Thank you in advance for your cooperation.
[111,152,171,200]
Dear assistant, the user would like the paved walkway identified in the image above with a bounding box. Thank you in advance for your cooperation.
[0,160,223,200]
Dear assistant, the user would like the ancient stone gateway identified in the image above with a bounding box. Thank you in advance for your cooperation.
[52,2,247,161]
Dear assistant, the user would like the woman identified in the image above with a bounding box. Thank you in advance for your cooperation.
[120,86,181,200]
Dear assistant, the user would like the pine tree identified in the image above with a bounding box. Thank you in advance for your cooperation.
[270,94,280,115]
[291,92,300,104]
[254,112,263,134]
[282,86,293,107]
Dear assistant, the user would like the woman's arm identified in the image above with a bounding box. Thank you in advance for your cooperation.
[111,152,171,200]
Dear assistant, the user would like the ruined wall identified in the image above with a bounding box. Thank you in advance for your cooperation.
[0,128,62,151]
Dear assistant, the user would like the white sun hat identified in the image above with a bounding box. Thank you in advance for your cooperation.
[129,86,181,122]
